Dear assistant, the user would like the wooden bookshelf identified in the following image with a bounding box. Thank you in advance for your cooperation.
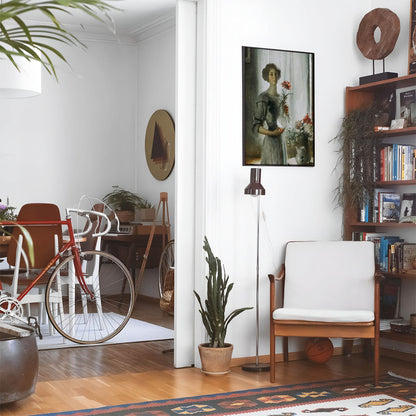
[344,74,416,349]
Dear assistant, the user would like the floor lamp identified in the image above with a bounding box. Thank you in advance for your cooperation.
[242,168,269,372]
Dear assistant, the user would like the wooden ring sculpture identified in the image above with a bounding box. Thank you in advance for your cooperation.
[356,8,400,60]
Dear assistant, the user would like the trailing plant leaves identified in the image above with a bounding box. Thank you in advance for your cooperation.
[333,106,378,210]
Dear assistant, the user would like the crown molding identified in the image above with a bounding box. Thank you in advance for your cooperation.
[129,12,176,43]
[22,10,176,46]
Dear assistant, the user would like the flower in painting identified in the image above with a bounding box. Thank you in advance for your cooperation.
[286,113,314,165]
[280,80,291,117]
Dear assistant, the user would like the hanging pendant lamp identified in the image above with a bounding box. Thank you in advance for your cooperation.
[0,56,41,98]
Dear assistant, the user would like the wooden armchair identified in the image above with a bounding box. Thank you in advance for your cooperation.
[269,241,381,385]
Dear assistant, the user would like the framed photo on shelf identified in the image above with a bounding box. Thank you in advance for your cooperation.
[399,193,416,223]
[409,0,416,74]
[395,86,416,127]
[242,46,314,166]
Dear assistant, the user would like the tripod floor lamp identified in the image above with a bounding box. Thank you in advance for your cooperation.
[242,168,269,372]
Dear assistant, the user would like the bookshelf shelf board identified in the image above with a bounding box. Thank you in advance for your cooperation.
[380,330,416,344]
[375,127,416,138]
[347,74,416,92]
[375,180,416,186]
[383,271,416,281]
[350,222,416,228]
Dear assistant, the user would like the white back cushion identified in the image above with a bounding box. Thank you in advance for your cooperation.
[284,241,375,311]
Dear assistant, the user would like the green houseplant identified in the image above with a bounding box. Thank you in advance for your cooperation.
[103,186,153,223]
[194,237,252,375]
[333,106,378,211]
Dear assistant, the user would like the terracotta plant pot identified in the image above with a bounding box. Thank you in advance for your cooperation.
[198,343,233,376]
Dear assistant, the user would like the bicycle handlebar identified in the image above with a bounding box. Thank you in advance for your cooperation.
[66,208,112,238]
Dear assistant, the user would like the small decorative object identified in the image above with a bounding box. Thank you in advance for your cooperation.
[194,237,252,375]
[242,168,269,372]
[242,46,314,166]
[145,110,175,181]
[390,118,406,129]
[409,0,416,74]
[305,338,334,364]
[103,186,149,223]
[410,313,416,328]
[356,8,400,84]
[390,319,411,334]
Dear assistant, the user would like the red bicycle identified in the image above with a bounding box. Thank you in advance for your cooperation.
[0,207,135,344]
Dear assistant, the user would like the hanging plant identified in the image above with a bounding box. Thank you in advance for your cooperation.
[333,106,378,210]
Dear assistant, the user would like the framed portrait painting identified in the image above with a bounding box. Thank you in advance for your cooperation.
[242,46,315,166]
[409,0,416,74]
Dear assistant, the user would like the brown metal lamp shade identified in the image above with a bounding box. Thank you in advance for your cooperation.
[244,168,265,196]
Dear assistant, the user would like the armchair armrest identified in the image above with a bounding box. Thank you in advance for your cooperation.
[269,264,285,313]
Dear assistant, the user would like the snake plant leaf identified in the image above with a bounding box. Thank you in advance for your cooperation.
[194,237,253,348]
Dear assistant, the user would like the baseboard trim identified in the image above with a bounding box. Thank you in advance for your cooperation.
[138,294,159,304]
[230,346,352,367]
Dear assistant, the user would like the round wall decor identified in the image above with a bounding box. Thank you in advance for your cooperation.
[145,110,175,181]
[356,8,400,60]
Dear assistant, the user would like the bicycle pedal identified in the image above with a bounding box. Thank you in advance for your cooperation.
[28,316,43,340]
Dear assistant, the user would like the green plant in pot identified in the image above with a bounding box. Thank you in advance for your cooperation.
[194,237,252,375]
[103,186,145,223]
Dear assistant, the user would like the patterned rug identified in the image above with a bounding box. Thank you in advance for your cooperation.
[31,373,415,416]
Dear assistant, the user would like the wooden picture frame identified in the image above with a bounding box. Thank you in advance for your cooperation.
[409,0,416,74]
[242,46,314,166]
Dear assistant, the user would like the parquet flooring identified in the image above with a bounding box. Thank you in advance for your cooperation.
[1,299,415,416]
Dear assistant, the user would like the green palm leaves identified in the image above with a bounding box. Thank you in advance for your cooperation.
[0,0,116,79]
[194,237,252,348]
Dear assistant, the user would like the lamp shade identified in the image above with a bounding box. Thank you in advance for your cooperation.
[244,168,265,196]
[0,57,41,98]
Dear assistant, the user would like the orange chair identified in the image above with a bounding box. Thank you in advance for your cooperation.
[269,241,381,385]
[0,203,63,323]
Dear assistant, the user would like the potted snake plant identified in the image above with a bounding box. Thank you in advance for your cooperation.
[194,237,252,375]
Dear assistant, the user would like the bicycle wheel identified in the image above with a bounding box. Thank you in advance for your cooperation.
[45,250,135,344]
[158,240,174,297]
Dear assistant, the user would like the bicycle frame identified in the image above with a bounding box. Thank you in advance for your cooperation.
[0,216,94,303]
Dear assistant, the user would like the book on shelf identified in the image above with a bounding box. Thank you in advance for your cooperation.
[379,192,401,223]
[399,193,416,223]
[379,144,416,182]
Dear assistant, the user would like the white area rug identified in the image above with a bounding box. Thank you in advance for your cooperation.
[36,314,174,350]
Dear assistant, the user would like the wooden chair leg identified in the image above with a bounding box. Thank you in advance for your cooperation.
[270,331,275,383]
[283,337,289,362]
[374,335,379,386]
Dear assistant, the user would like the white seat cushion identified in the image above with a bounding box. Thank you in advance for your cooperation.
[273,307,374,323]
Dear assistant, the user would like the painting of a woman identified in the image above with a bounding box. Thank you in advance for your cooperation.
[243,46,314,166]
[252,63,288,165]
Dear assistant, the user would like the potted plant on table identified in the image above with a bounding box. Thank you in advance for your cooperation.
[194,237,252,375]
[103,186,148,223]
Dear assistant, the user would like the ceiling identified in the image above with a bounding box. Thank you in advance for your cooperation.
[26,0,176,39]
[99,0,176,36]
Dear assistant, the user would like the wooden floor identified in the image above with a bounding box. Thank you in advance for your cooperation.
[1,300,415,416]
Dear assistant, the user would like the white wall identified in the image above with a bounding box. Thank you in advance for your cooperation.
[192,0,412,363]
[135,27,176,297]
[0,39,138,213]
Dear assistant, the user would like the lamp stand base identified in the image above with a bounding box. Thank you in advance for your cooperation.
[242,362,270,372]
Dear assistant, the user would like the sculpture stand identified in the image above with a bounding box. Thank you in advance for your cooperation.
[359,59,397,85]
